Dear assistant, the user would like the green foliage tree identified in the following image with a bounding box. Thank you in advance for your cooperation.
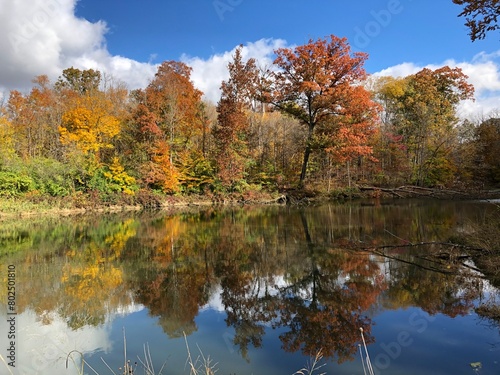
[474,117,500,184]
[374,67,474,186]
[55,67,101,95]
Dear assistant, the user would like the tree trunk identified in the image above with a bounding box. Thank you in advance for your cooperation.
[299,125,315,185]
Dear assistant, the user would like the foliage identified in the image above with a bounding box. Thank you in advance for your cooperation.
[0,37,489,205]
[474,117,500,183]
[27,157,75,196]
[176,150,215,193]
[373,67,474,187]
[269,35,379,184]
[214,46,258,189]
[129,61,204,194]
[60,94,121,157]
[0,171,35,197]
[0,115,15,165]
[102,157,138,195]
[453,0,500,41]
[55,67,101,95]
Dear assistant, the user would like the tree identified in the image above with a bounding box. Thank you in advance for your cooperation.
[59,94,121,159]
[269,35,378,184]
[214,46,259,189]
[375,67,474,186]
[0,110,15,164]
[474,117,500,183]
[453,0,500,41]
[129,61,205,193]
[56,67,101,95]
[6,76,62,160]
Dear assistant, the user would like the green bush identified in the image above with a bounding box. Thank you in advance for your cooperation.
[0,171,35,197]
[27,157,74,197]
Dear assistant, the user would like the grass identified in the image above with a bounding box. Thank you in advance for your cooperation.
[65,329,215,375]
[293,350,326,375]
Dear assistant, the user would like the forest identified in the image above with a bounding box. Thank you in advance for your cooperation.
[0,35,499,207]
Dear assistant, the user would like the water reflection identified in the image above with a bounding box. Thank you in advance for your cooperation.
[0,200,497,374]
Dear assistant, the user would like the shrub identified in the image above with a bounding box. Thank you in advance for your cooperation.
[27,157,74,197]
[0,171,35,197]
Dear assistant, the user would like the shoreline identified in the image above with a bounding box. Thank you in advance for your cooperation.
[1,186,499,221]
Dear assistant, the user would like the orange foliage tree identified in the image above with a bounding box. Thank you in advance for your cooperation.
[129,61,205,193]
[269,35,379,184]
[214,46,259,189]
[7,76,61,160]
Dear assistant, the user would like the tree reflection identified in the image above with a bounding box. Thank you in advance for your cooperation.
[379,245,483,317]
[216,210,386,363]
[132,215,214,337]
[0,202,494,365]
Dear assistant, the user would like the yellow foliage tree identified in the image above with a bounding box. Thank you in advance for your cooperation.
[59,94,121,159]
[103,157,137,195]
[0,115,15,162]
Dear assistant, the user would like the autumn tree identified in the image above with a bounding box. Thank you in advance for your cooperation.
[474,116,500,183]
[269,35,379,185]
[375,67,474,186]
[55,67,101,95]
[214,46,259,189]
[59,94,121,158]
[129,61,207,193]
[56,68,136,195]
[0,108,15,165]
[6,76,62,160]
[453,0,500,41]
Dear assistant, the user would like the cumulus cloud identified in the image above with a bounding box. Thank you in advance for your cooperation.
[182,38,287,104]
[1,0,498,120]
[0,0,156,94]
[0,0,285,103]
[372,52,500,119]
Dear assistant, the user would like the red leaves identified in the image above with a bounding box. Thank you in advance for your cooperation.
[270,35,379,182]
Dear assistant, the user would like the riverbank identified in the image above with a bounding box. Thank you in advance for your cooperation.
[1,185,500,220]
[0,188,287,220]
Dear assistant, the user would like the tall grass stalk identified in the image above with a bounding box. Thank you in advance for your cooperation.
[184,332,218,375]
[359,328,375,375]
[293,350,326,375]
[66,349,99,375]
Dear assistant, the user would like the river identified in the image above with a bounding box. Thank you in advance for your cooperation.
[0,199,499,375]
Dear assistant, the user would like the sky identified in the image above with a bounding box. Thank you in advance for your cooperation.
[1,0,499,118]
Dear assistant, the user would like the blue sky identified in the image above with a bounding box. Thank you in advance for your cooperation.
[72,0,496,72]
[1,0,499,117]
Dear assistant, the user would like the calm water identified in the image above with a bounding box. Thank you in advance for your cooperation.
[0,199,499,375]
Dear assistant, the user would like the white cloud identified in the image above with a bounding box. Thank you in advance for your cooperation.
[0,0,285,103]
[182,38,287,104]
[0,309,112,375]
[372,52,500,119]
[1,0,498,120]
[0,0,156,94]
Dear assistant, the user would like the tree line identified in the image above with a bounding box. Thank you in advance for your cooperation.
[0,35,498,203]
